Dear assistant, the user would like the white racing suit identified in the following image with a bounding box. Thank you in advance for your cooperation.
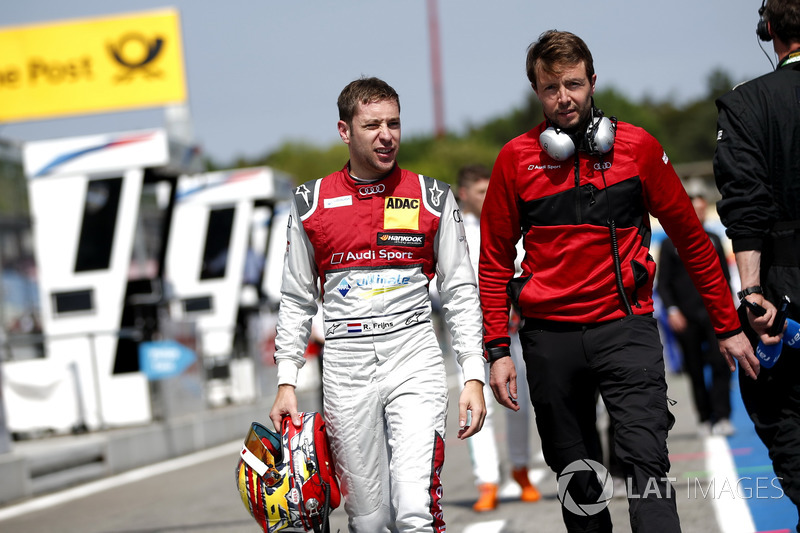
[274,164,485,533]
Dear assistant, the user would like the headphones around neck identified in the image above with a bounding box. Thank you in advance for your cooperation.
[539,107,617,162]
[758,0,772,42]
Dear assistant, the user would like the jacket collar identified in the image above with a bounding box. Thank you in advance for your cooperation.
[339,163,402,197]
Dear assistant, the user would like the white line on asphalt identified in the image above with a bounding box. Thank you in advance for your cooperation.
[463,519,506,533]
[0,439,242,522]
[705,435,756,533]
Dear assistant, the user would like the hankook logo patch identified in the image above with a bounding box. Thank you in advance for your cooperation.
[377,232,425,247]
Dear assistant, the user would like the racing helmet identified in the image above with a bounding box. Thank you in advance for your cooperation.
[235,412,340,533]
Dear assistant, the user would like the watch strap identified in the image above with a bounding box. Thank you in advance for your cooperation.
[737,285,763,301]
[487,346,511,363]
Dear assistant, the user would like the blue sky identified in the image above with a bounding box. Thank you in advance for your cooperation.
[1,0,773,164]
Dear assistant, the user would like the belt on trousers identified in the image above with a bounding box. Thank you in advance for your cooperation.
[520,313,653,333]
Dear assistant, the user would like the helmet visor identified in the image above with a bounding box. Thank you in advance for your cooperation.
[240,422,282,478]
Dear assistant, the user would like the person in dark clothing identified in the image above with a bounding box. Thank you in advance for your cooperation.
[657,179,734,437]
[713,1,800,530]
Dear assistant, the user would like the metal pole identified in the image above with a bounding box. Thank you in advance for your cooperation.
[0,253,11,451]
[426,0,446,138]
[0,358,12,454]
[89,333,105,430]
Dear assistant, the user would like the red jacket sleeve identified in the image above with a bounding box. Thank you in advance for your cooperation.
[641,134,741,337]
[479,142,523,347]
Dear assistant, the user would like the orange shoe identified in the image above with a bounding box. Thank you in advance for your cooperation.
[512,467,541,502]
[472,483,499,512]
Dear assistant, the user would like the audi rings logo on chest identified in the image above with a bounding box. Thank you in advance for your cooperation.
[593,162,612,171]
[358,183,385,195]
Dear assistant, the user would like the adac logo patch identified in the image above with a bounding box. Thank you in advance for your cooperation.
[386,197,419,210]
[384,196,419,230]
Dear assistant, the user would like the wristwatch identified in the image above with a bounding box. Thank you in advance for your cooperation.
[736,285,763,301]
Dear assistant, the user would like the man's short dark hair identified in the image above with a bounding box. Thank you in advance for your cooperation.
[526,30,595,89]
[457,164,491,192]
[765,0,800,44]
[337,77,400,126]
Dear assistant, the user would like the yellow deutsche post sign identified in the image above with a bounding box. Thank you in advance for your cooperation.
[0,8,187,122]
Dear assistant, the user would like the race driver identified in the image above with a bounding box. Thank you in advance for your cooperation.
[269,76,487,533]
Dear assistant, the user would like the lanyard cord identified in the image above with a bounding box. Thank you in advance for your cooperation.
[598,155,633,315]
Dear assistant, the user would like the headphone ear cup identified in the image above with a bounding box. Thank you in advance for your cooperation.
[539,127,575,161]
[757,19,771,41]
[757,3,772,41]
[587,116,616,155]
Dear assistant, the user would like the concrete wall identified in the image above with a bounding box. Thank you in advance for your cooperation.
[0,391,321,506]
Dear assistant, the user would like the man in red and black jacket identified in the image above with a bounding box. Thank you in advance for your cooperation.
[480,30,757,533]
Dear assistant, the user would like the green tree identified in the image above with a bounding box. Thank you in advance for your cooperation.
[207,68,752,187]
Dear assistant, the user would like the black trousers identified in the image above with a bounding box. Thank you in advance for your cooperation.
[519,314,681,533]
[673,315,732,423]
[737,280,800,532]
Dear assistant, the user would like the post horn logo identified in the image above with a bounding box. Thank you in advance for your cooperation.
[108,33,165,82]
